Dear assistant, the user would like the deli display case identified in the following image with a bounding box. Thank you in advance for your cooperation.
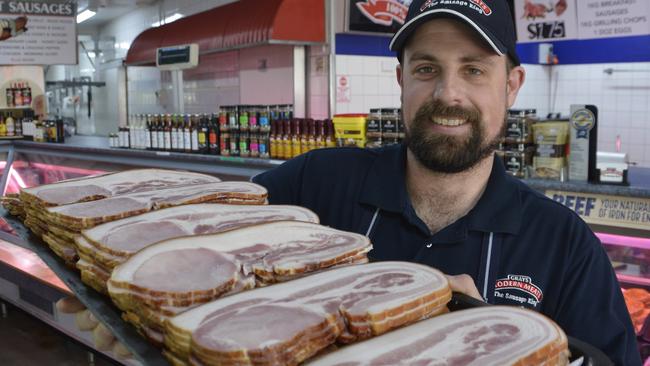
[0,137,282,365]
[0,137,648,364]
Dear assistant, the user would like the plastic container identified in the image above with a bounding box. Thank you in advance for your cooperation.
[332,114,367,148]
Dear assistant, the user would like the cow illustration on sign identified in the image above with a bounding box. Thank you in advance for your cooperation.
[0,16,28,41]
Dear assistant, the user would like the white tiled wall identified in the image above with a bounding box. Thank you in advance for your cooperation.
[510,64,551,118]
[514,62,650,167]
[308,45,331,120]
[183,51,240,114]
[239,45,294,106]
[127,67,168,115]
[335,55,650,167]
[335,55,401,114]
[127,46,298,116]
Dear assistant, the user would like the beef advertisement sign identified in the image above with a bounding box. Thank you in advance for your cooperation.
[347,0,412,34]
[0,0,77,65]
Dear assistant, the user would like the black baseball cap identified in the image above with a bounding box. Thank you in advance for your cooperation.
[390,0,520,66]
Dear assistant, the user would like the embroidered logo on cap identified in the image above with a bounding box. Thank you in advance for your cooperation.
[494,274,543,308]
[420,0,493,16]
[420,0,436,12]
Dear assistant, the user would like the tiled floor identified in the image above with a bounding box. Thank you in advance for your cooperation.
[0,302,114,366]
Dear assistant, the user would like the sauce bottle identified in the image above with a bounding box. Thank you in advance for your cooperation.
[163,114,172,151]
[197,114,208,154]
[325,119,336,148]
[191,114,200,153]
[282,119,291,159]
[291,119,301,158]
[209,113,219,155]
[5,112,14,137]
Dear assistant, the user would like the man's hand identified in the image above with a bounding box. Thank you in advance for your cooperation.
[445,274,483,301]
[55,297,133,359]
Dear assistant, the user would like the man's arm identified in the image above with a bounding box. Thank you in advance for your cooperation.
[553,224,641,365]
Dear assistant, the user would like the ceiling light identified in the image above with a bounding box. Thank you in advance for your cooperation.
[77,9,96,23]
[152,13,183,27]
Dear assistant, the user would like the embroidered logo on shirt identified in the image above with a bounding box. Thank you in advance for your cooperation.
[494,274,543,308]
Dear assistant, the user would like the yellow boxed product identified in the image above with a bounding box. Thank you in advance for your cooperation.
[333,114,367,148]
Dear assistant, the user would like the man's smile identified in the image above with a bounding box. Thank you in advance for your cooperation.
[430,116,469,127]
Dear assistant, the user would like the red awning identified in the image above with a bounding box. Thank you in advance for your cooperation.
[125,0,325,66]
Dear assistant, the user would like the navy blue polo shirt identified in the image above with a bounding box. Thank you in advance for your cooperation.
[253,144,640,365]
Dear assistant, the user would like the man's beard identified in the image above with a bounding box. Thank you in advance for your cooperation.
[403,100,504,173]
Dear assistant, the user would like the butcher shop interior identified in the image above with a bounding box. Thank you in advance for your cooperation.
[0,0,650,365]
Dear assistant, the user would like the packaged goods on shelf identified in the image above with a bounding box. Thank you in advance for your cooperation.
[0,108,39,140]
[498,109,538,178]
[333,114,367,148]
[531,120,570,180]
[4,81,32,108]
[505,109,536,144]
[363,108,404,148]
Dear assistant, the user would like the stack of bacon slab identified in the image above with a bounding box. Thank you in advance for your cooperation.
[107,221,374,347]
[162,261,451,366]
[18,169,268,264]
[307,306,570,366]
[74,203,320,294]
[40,181,267,263]
[1,193,25,220]
[20,169,221,259]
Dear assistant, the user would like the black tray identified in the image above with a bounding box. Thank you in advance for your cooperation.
[0,208,168,366]
[449,292,614,366]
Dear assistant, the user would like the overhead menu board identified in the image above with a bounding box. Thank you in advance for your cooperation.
[514,0,650,43]
[0,0,77,65]
[577,0,650,40]
[514,0,579,43]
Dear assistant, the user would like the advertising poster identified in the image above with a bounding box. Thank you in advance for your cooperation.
[514,0,578,43]
[546,190,650,231]
[347,0,412,34]
[0,0,77,65]
[336,75,351,103]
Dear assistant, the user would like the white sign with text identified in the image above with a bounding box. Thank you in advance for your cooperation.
[577,0,650,40]
[0,0,77,65]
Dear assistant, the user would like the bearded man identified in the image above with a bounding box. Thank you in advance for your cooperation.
[253,1,640,364]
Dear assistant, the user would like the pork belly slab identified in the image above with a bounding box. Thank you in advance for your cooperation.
[308,306,570,366]
[75,204,319,293]
[164,261,451,366]
[20,169,221,207]
[44,181,268,229]
[33,181,267,265]
[107,221,373,344]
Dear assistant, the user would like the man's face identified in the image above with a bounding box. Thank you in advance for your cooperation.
[397,18,523,173]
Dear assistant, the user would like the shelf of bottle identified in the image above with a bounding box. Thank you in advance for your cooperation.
[0,136,24,140]
[0,106,31,110]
